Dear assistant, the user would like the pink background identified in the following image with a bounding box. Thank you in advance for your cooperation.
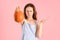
[0,0,60,40]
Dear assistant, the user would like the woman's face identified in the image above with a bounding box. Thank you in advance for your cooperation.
[26,6,34,18]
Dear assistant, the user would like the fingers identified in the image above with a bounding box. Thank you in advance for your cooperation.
[40,17,49,23]
[15,6,20,12]
[37,19,47,25]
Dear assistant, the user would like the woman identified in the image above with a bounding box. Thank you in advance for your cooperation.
[16,3,45,40]
[22,3,44,40]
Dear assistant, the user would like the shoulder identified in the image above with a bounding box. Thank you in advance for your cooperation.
[21,19,27,25]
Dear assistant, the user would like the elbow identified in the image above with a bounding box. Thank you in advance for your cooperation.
[36,32,42,39]
[36,35,41,39]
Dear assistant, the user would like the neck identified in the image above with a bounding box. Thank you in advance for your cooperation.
[27,17,33,21]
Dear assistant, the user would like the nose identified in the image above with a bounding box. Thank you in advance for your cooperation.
[27,11,30,14]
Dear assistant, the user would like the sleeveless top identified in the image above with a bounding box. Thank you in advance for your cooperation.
[21,19,38,40]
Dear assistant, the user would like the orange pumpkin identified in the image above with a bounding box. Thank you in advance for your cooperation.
[14,8,24,23]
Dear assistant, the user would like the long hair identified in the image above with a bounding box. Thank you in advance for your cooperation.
[24,3,37,20]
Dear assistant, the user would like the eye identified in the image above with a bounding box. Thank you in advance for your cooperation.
[30,11,32,12]
[27,10,29,12]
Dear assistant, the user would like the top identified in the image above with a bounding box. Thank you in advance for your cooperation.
[21,19,38,40]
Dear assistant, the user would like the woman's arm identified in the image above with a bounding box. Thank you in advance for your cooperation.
[20,19,25,25]
[36,20,43,38]
[36,19,47,38]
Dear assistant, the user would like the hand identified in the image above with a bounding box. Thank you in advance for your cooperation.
[40,18,47,23]
[15,6,20,12]
[38,17,49,26]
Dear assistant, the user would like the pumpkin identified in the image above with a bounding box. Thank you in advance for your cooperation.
[14,7,24,23]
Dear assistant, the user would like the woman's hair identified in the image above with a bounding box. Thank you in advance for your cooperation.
[24,3,37,20]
